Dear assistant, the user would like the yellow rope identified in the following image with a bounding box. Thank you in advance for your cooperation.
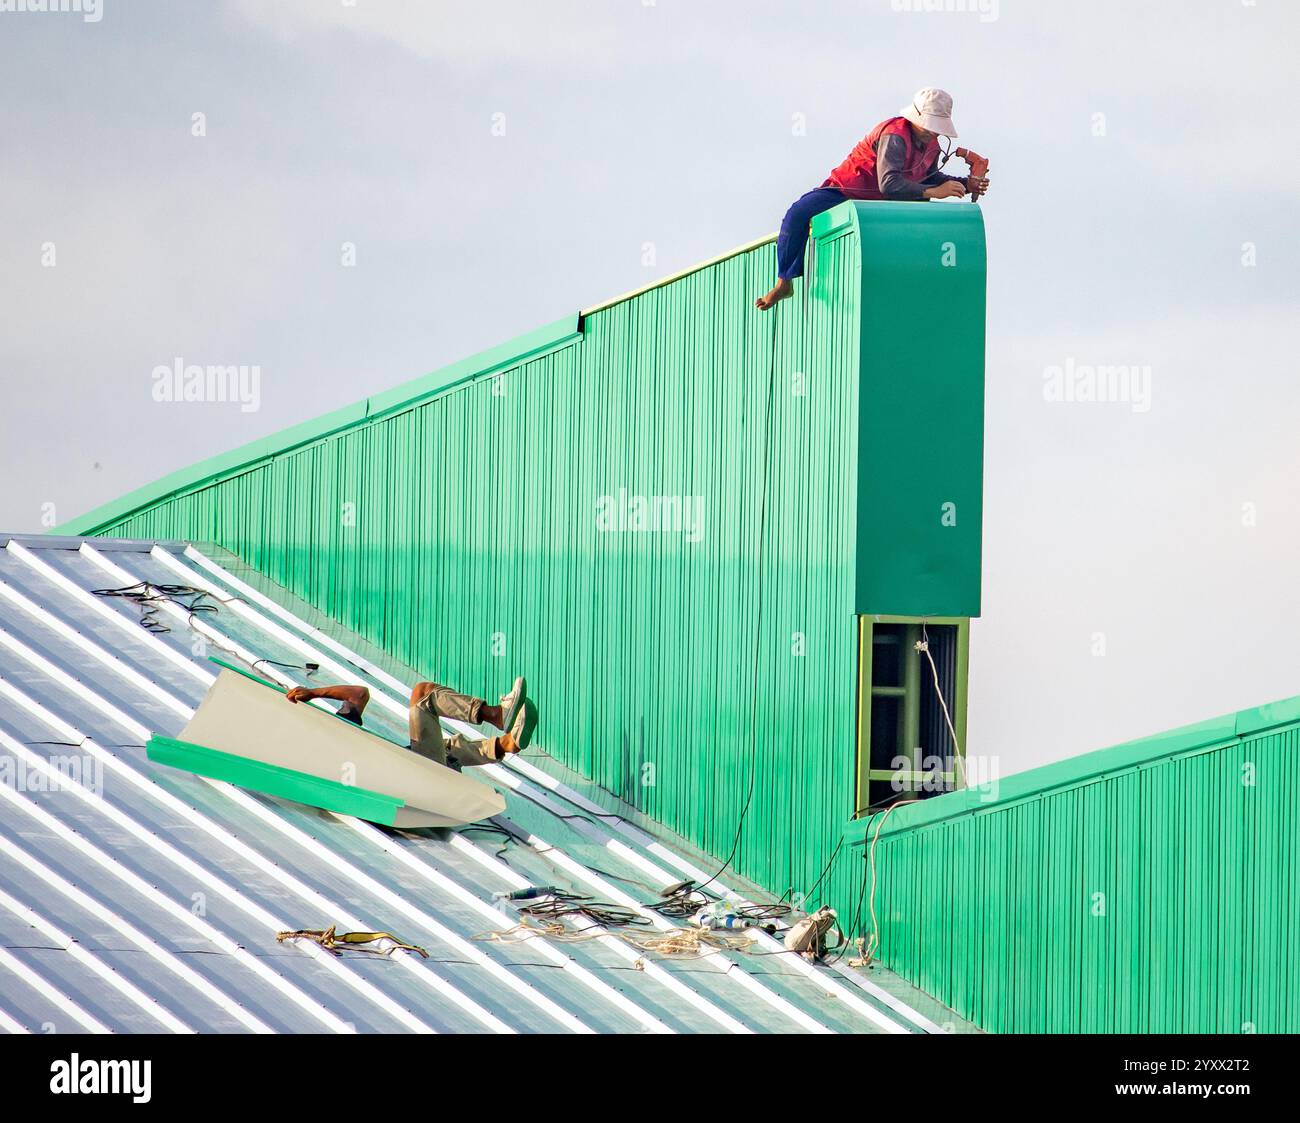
[276,925,429,958]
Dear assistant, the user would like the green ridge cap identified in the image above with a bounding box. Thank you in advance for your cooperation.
[147,734,405,824]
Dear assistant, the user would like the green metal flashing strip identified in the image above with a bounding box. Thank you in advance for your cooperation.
[208,655,279,689]
[146,734,405,825]
[56,315,582,536]
[578,232,777,317]
[843,695,1300,845]
[1234,693,1300,736]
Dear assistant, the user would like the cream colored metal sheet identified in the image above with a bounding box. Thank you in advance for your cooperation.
[179,668,505,827]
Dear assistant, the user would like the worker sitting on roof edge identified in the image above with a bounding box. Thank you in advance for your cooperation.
[284,675,537,771]
[755,87,989,311]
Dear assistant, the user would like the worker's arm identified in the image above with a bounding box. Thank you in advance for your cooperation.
[876,134,966,201]
[285,683,371,717]
[920,168,967,188]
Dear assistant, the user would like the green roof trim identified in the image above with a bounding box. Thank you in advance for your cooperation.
[844,693,1300,845]
[56,315,582,536]
[146,733,405,825]
[208,655,279,689]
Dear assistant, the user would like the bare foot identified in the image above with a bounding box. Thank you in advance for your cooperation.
[754,277,793,311]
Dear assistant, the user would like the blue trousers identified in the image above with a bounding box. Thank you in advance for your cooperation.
[776,187,845,279]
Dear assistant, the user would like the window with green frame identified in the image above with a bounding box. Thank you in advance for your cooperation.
[854,616,970,816]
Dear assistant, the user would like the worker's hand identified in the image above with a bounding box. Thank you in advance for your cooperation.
[285,686,315,704]
[924,181,967,201]
[967,175,990,199]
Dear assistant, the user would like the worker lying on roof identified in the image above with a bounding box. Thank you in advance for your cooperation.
[755,87,989,311]
[284,675,537,771]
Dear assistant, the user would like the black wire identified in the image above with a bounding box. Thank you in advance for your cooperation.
[839,846,874,962]
[457,823,514,860]
[91,582,218,634]
[799,835,844,911]
[519,894,651,930]
[650,884,708,919]
[851,791,920,819]
[737,901,791,922]
[458,823,515,843]
[255,658,317,673]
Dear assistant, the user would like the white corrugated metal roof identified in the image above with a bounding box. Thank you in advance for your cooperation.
[0,533,967,1035]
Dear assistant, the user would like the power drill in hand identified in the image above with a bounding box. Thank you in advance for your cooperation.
[955,147,989,201]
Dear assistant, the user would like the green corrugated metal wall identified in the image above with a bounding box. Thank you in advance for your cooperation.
[63,202,987,927]
[850,703,1299,1033]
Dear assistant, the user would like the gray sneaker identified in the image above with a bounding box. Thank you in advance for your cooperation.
[499,675,527,732]
[507,698,538,754]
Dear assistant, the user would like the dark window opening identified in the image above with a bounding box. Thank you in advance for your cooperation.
[865,622,961,810]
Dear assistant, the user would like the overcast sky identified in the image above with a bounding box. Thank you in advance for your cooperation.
[2,0,1297,778]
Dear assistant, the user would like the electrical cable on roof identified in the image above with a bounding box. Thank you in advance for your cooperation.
[458,819,671,896]
[516,891,651,930]
[650,881,708,919]
[457,823,518,864]
[255,658,320,674]
[91,581,218,634]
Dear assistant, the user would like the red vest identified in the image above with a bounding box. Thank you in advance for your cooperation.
[823,116,939,200]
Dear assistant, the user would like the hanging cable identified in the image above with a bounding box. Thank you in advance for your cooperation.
[856,797,920,967]
[915,622,967,788]
[795,834,843,912]
[694,298,781,896]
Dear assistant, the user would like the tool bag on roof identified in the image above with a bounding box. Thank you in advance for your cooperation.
[783,905,842,961]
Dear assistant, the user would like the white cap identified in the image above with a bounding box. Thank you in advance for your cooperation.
[901,87,958,138]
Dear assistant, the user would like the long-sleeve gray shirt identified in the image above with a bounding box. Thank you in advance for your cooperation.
[875,133,965,201]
